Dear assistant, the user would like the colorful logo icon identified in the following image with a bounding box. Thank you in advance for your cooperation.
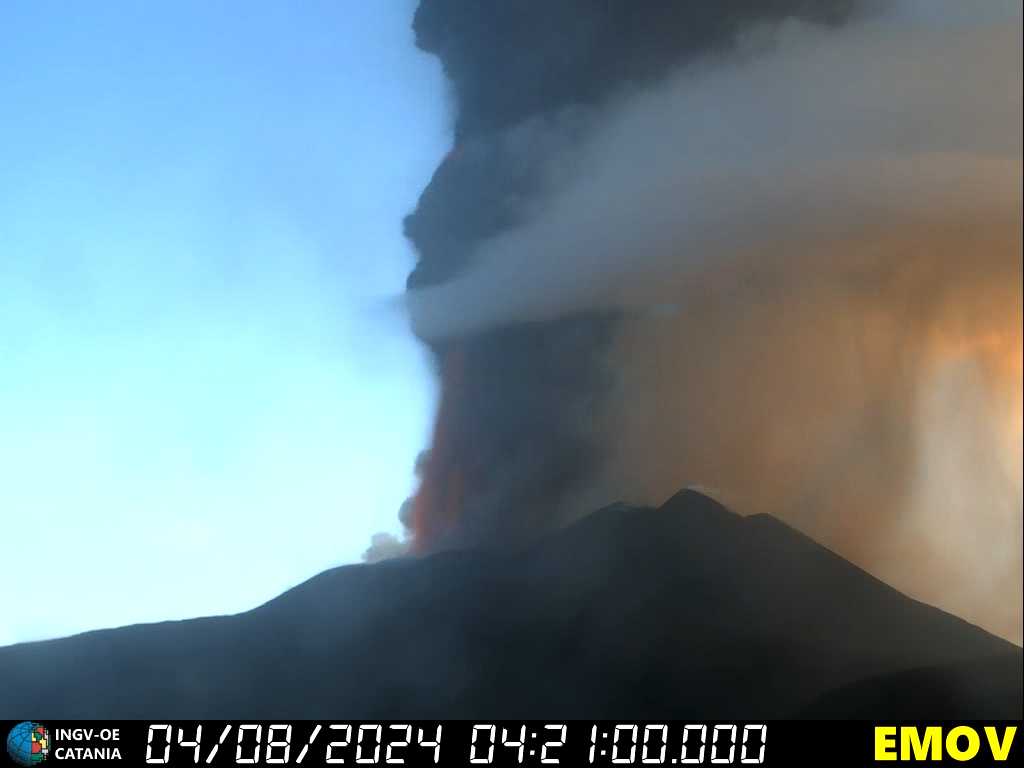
[6,722,50,766]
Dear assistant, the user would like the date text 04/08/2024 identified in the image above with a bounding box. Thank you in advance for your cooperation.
[144,722,766,765]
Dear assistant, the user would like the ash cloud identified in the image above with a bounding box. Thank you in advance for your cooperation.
[409,3,1020,334]
[405,1,1023,641]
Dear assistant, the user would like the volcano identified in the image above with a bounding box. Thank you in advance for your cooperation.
[0,490,1019,718]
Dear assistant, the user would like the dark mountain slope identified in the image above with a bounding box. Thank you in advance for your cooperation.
[1,490,1019,718]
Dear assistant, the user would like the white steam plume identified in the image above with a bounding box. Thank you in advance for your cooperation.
[406,1,1023,641]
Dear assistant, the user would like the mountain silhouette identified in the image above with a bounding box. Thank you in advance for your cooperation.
[1,490,1019,718]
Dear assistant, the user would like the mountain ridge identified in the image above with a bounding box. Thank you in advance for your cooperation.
[1,490,1019,718]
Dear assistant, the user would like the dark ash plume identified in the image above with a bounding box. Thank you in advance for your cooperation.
[394,0,1023,643]
[400,0,864,549]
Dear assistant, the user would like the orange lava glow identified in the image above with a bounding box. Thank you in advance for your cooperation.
[410,346,466,552]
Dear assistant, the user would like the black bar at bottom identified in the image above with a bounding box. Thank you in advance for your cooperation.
[3,720,1021,767]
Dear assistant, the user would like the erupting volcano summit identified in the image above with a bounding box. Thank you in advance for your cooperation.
[1,0,1020,721]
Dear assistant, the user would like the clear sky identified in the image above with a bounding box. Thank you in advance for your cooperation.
[0,1,446,646]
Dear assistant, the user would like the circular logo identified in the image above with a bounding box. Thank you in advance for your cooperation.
[6,722,50,766]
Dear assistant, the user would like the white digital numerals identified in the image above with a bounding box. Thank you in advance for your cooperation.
[469,723,567,764]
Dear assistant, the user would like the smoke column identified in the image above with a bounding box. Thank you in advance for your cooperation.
[397,0,1022,643]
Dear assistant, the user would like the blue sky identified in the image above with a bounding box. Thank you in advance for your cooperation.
[0,1,447,645]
